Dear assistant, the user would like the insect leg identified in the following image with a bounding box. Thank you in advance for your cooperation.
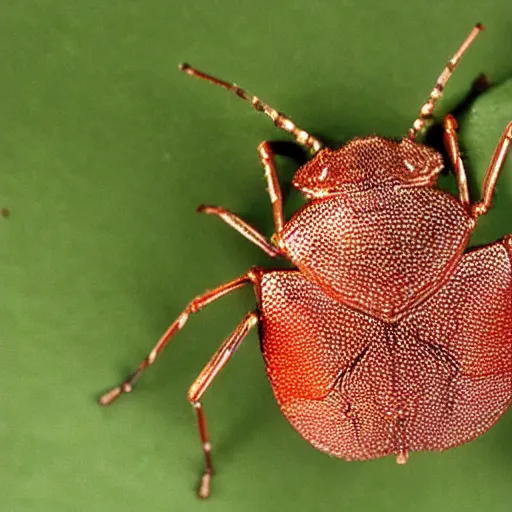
[179,63,323,154]
[258,141,285,235]
[197,141,292,253]
[187,311,259,499]
[409,24,484,139]
[98,270,258,406]
[197,204,282,257]
[443,115,470,208]
[472,122,512,217]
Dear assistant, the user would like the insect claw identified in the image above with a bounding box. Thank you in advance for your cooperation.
[98,386,123,406]
[99,369,142,405]
[198,472,212,499]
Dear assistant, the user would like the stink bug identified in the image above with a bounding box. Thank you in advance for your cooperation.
[99,24,512,499]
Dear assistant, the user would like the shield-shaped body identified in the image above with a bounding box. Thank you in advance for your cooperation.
[257,239,512,459]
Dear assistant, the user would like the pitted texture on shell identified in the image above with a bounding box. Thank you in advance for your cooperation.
[258,239,512,460]
[281,187,473,321]
[292,137,444,198]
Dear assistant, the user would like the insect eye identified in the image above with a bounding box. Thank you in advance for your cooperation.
[318,166,329,182]
[403,160,416,173]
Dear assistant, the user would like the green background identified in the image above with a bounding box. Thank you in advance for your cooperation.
[1,1,512,511]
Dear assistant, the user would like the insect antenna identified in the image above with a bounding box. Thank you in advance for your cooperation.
[409,23,484,139]
[179,63,323,154]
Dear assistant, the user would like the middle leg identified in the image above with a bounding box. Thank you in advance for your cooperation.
[98,271,256,406]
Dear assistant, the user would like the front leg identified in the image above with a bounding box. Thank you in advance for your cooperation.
[258,141,284,234]
[443,116,512,219]
[198,141,287,256]
[443,115,470,209]
[198,204,281,258]
[474,122,512,217]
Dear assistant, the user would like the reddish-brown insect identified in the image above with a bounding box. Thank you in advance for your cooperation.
[99,24,512,498]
